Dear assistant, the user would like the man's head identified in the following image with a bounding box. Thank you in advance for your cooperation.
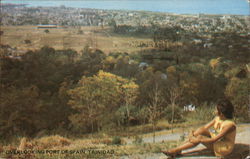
[216,98,234,119]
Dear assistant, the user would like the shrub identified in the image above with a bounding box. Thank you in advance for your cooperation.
[44,29,49,33]
[78,30,83,34]
[184,103,214,124]
[163,105,184,123]
[24,39,31,44]
[179,133,186,142]
[91,138,112,145]
[111,136,122,145]
[225,77,250,122]
[132,135,143,145]
[18,137,29,150]
[151,145,162,153]
[34,135,71,149]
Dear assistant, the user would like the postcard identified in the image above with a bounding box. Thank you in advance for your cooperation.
[0,0,249,159]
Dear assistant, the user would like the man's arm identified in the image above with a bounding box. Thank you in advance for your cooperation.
[200,124,236,144]
[192,117,216,137]
[203,117,216,130]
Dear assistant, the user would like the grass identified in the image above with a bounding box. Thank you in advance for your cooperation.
[0,119,192,158]
[0,119,203,159]
[0,25,154,54]
[0,134,179,159]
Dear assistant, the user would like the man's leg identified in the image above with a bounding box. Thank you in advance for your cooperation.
[162,127,213,155]
[192,127,213,150]
[193,127,211,137]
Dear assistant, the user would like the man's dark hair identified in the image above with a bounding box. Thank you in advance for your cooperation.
[217,98,234,119]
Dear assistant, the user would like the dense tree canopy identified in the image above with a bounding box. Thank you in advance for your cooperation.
[0,28,249,140]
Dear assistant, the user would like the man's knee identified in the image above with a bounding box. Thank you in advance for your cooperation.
[193,127,205,136]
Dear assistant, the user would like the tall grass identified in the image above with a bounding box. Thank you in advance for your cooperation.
[184,103,215,124]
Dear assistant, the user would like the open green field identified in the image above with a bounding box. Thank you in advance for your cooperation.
[0,25,153,54]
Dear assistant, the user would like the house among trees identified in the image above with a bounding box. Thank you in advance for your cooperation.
[183,104,196,112]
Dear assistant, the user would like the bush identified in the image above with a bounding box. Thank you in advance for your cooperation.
[78,30,83,34]
[179,133,186,142]
[132,135,143,145]
[225,78,250,122]
[111,136,122,145]
[151,145,162,153]
[34,135,71,149]
[136,106,150,124]
[114,105,140,127]
[184,103,214,123]
[24,39,31,44]
[91,138,112,145]
[163,105,184,123]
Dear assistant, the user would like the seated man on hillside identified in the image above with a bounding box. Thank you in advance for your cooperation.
[162,98,236,158]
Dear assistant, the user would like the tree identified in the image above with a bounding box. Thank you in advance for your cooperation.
[108,19,117,31]
[122,81,139,125]
[103,56,116,71]
[153,26,184,46]
[0,86,43,138]
[68,71,139,133]
[44,29,49,33]
[168,85,183,133]
[80,46,106,76]
[59,49,77,63]
[225,77,250,122]
[148,83,164,143]
[24,39,31,44]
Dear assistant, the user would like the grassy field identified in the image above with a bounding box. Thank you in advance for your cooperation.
[0,25,153,54]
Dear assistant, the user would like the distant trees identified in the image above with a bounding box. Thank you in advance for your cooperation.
[108,19,117,31]
[114,25,133,34]
[153,26,184,42]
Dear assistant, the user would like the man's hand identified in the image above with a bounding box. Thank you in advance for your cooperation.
[189,135,200,144]
[188,130,195,138]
